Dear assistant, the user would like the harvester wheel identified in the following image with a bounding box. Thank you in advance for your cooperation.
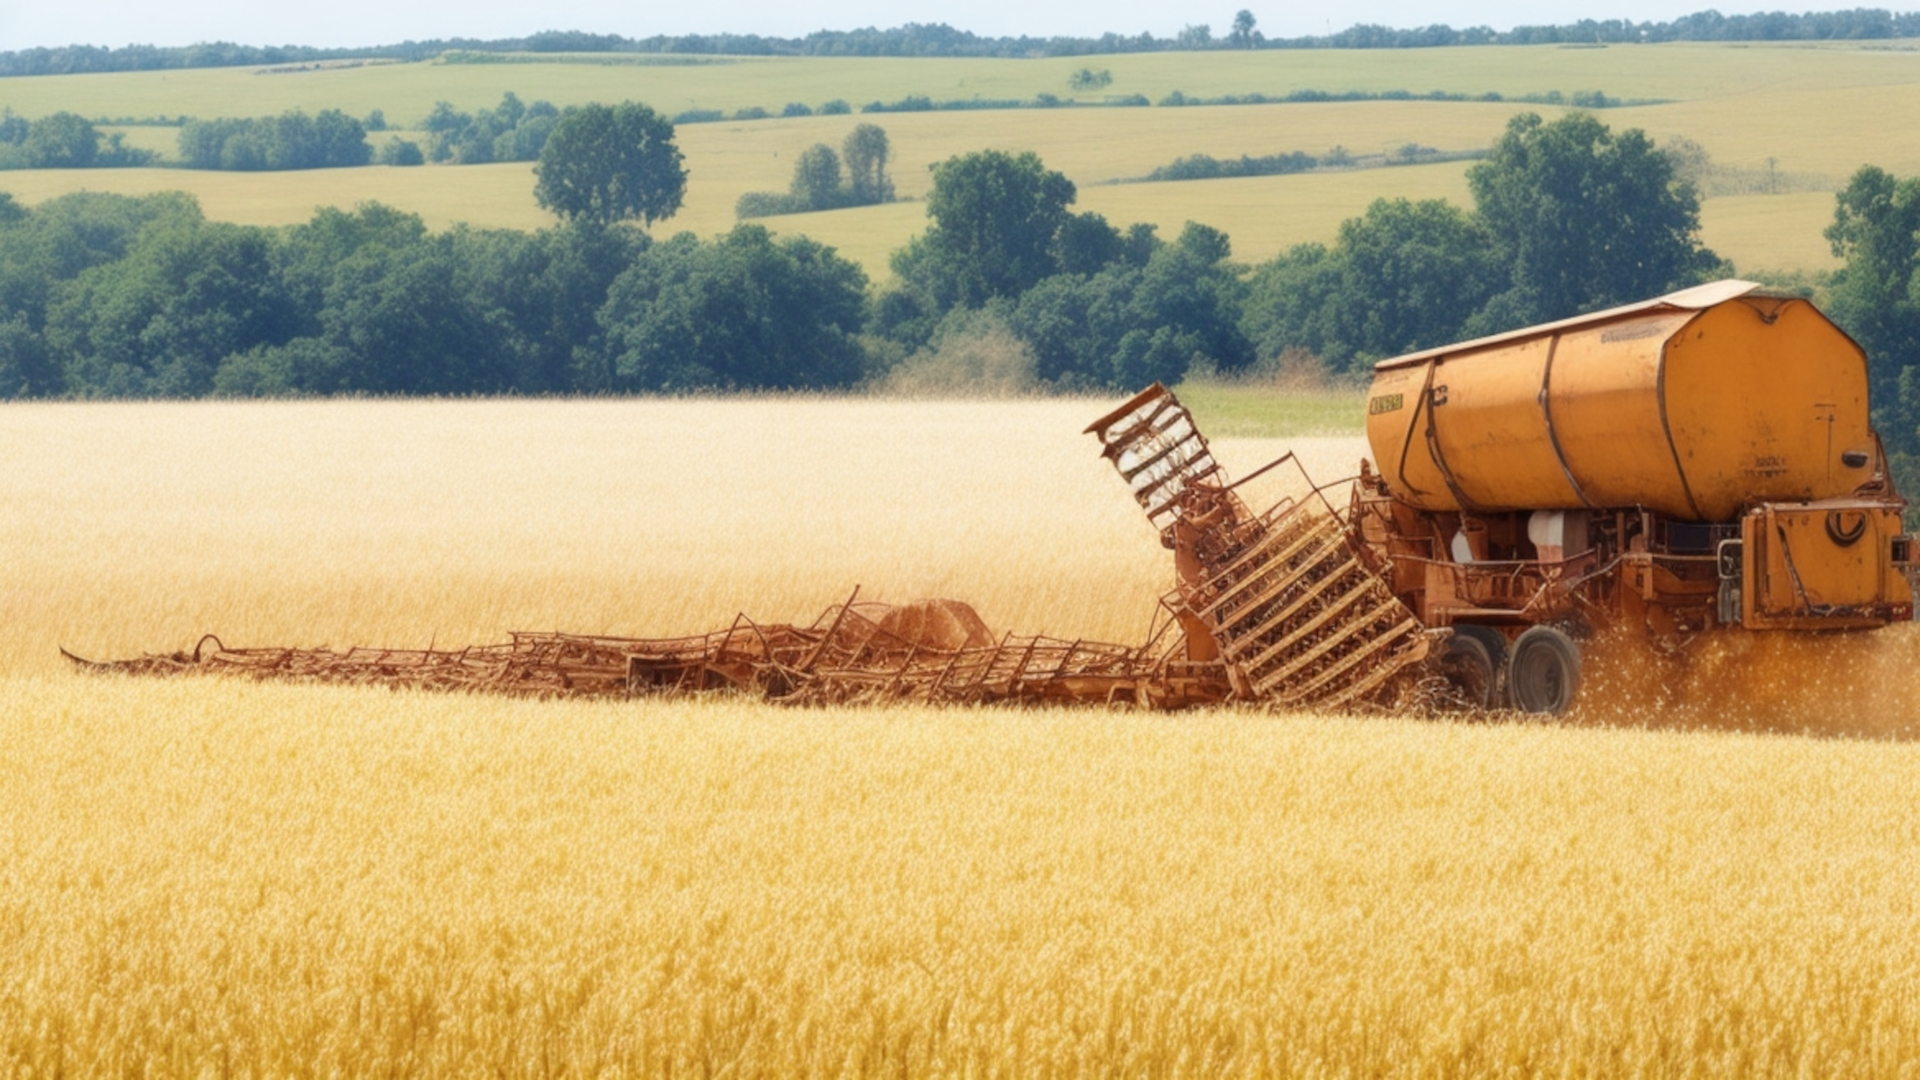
[1507,625,1582,716]
[1440,625,1506,709]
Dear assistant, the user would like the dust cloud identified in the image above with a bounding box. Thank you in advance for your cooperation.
[1570,624,1920,740]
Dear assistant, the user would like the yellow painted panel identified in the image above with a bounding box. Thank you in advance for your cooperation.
[1753,504,1901,615]
[1549,313,1696,518]
[1427,337,1582,511]
[1664,299,1872,520]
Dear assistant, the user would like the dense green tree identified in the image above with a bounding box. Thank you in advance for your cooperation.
[307,110,372,168]
[789,144,846,210]
[1466,112,1722,328]
[178,109,369,170]
[378,139,425,166]
[894,149,1077,314]
[449,220,650,393]
[421,93,559,164]
[598,224,868,390]
[313,236,509,394]
[1240,242,1343,365]
[0,314,55,397]
[534,102,686,229]
[211,337,350,397]
[842,123,894,204]
[48,219,296,396]
[22,112,99,167]
[1336,199,1500,365]
[492,113,556,161]
[1241,199,1504,372]
[1229,10,1260,47]
[0,190,202,343]
[1823,165,1920,452]
[1052,211,1152,274]
[273,203,428,322]
[177,118,242,168]
[1050,212,1129,276]
[1008,222,1251,389]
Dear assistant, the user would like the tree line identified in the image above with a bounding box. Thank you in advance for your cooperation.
[1,93,627,174]
[0,110,153,169]
[178,110,372,170]
[0,108,1730,401]
[3,104,1916,445]
[419,93,559,164]
[0,193,869,397]
[3,8,1918,76]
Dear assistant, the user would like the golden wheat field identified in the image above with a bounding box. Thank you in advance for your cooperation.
[6,397,1920,1074]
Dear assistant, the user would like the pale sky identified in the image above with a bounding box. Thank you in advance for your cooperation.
[0,0,1896,51]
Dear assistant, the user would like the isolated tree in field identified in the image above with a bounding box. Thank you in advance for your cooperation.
[788,144,845,210]
[1466,112,1721,328]
[895,149,1077,310]
[534,102,686,229]
[842,123,894,204]
[1229,10,1259,47]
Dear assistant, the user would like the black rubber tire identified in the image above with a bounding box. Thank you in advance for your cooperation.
[1442,625,1507,710]
[1507,625,1582,716]
[1439,633,1496,710]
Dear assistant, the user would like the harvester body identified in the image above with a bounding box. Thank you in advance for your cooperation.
[1356,279,1916,709]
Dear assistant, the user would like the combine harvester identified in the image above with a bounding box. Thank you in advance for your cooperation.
[78,281,1915,715]
[1350,278,1915,711]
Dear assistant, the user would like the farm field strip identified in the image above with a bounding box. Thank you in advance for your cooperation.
[0,398,1251,676]
[0,43,1914,281]
[5,673,1919,1073]
[10,109,1904,282]
[4,42,1919,125]
[1696,192,1843,273]
[7,397,1915,723]
[7,397,1920,1071]
[0,152,1837,281]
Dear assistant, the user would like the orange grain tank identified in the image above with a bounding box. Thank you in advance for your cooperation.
[1352,280,1916,712]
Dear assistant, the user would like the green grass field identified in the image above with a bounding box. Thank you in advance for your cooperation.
[3,42,1917,278]
[1171,381,1369,438]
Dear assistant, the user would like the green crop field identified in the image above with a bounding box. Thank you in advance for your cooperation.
[3,42,1918,278]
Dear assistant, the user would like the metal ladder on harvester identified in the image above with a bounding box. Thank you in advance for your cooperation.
[1086,383,1431,710]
